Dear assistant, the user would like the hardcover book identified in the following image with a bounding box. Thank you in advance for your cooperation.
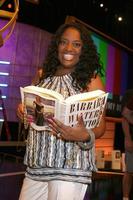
[111,150,121,170]
[20,86,108,130]
[96,149,105,169]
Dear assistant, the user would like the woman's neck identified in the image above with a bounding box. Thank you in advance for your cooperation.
[55,65,75,76]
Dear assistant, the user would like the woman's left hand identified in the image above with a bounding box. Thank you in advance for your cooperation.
[47,115,90,142]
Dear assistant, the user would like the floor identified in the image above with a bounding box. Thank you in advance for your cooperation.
[0,146,132,200]
[0,123,132,200]
[0,151,25,200]
[0,150,122,200]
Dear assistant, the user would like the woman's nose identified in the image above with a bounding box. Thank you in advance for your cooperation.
[65,42,73,50]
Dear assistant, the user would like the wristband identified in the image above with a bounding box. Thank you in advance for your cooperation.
[77,129,95,150]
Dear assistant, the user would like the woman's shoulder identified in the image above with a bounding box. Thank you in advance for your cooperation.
[87,75,105,92]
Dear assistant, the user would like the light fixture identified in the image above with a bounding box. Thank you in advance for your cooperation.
[1,95,6,99]
[0,60,10,64]
[118,16,123,22]
[0,84,8,87]
[100,3,104,8]
[0,0,19,47]
[0,72,9,76]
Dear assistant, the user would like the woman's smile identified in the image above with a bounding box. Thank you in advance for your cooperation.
[63,53,74,61]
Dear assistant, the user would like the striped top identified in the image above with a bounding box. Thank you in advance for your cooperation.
[24,73,97,184]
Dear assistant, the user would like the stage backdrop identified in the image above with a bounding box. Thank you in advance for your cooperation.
[0,19,52,122]
[92,34,129,95]
[0,19,132,123]
[91,33,133,117]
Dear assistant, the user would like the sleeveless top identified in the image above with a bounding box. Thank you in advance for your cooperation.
[24,73,97,184]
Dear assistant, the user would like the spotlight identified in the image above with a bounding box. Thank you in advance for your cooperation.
[100,3,104,8]
[118,16,123,22]
[7,3,13,9]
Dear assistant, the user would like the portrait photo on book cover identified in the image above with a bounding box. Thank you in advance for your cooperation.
[24,93,55,128]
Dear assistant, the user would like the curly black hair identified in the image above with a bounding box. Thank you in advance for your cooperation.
[42,22,104,90]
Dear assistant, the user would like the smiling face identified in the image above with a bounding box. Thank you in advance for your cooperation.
[58,27,83,73]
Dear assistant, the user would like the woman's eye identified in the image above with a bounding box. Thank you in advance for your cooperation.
[59,40,67,46]
[72,42,82,48]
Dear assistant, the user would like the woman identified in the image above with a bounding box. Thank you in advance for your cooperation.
[121,90,133,200]
[18,22,106,200]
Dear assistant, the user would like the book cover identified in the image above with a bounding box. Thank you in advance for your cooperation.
[111,150,121,170]
[96,149,105,169]
[20,86,108,130]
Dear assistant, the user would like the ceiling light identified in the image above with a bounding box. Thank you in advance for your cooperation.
[100,3,104,7]
[118,16,123,22]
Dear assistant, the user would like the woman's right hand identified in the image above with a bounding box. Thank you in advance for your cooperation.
[17,103,24,122]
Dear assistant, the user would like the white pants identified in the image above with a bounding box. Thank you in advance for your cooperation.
[19,177,88,200]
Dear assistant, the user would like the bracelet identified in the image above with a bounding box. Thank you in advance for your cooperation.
[77,130,95,150]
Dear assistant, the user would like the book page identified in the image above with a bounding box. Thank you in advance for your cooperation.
[65,89,105,103]
[22,86,64,101]
[55,101,67,123]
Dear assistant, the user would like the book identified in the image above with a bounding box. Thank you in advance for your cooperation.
[111,150,121,170]
[20,85,108,130]
[96,149,105,169]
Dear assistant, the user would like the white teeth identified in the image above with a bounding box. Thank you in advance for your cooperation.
[63,54,74,60]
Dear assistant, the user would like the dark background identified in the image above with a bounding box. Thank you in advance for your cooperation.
[18,0,133,51]
[1,0,133,50]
